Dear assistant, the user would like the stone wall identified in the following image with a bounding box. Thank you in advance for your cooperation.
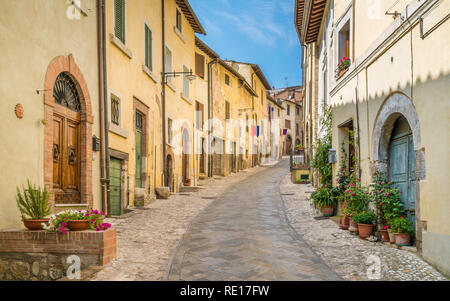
[0,229,116,281]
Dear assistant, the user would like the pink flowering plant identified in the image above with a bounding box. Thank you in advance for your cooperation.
[342,178,371,217]
[42,209,111,234]
[338,57,350,71]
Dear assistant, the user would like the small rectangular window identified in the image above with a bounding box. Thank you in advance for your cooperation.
[225,101,230,120]
[114,0,126,44]
[145,25,152,71]
[183,65,189,97]
[176,9,182,32]
[285,120,291,129]
[165,46,173,84]
[168,118,173,144]
[111,95,120,126]
[195,53,205,78]
[287,104,290,116]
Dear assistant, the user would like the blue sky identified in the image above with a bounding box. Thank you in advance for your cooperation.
[189,0,303,89]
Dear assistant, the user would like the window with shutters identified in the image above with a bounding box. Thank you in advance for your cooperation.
[144,24,152,71]
[176,9,182,32]
[183,65,189,97]
[225,74,230,86]
[287,104,290,116]
[285,120,291,129]
[195,53,205,79]
[225,101,230,120]
[261,89,264,105]
[111,95,120,126]
[114,0,126,44]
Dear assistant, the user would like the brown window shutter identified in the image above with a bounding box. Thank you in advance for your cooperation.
[195,53,205,78]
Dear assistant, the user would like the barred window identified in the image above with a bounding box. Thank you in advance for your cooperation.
[111,96,120,126]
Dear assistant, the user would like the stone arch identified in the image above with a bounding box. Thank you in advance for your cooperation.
[43,54,94,209]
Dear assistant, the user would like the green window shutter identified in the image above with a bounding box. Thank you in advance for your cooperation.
[115,0,125,44]
[145,25,152,71]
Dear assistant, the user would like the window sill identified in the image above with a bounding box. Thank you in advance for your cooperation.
[166,81,176,93]
[174,26,186,44]
[109,122,129,139]
[180,93,193,105]
[109,33,133,59]
[142,65,158,83]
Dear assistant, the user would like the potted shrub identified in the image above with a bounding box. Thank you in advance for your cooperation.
[311,187,334,216]
[352,211,376,239]
[184,178,191,187]
[16,180,51,230]
[390,216,414,246]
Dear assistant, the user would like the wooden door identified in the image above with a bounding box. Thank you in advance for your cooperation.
[200,138,205,174]
[53,106,80,204]
[110,158,122,216]
[390,133,416,231]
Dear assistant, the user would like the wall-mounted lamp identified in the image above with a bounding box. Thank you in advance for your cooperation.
[162,69,196,84]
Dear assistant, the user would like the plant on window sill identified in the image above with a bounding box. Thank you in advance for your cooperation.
[336,57,350,79]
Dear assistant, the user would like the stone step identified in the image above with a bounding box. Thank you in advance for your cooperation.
[179,186,205,193]
[54,203,89,213]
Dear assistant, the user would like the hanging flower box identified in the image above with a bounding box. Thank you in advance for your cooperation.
[335,57,350,79]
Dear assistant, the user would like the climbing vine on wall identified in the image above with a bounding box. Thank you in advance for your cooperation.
[312,104,332,187]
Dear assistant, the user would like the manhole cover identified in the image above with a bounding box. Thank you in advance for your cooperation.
[314,216,330,220]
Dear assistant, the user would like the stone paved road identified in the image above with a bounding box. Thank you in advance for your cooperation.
[166,159,340,281]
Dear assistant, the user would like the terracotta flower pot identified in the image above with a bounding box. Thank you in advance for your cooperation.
[340,215,349,230]
[320,206,334,217]
[348,218,358,234]
[379,229,390,242]
[387,229,396,244]
[184,180,191,187]
[67,220,89,231]
[23,219,49,231]
[394,233,411,246]
[357,223,374,238]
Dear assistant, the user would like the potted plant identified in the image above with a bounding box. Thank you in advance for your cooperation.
[42,209,110,234]
[337,57,350,78]
[352,211,376,239]
[184,178,191,187]
[390,216,414,246]
[379,225,390,242]
[311,187,334,216]
[16,180,51,230]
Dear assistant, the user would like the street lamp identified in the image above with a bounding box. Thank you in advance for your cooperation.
[162,69,197,84]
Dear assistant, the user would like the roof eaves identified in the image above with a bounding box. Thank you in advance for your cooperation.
[176,0,207,35]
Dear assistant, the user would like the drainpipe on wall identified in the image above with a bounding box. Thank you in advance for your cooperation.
[102,0,111,216]
[97,0,105,213]
[161,0,167,186]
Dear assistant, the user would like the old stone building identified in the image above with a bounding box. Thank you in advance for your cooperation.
[296,0,450,276]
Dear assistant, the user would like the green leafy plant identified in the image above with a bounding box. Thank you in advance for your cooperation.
[42,209,110,234]
[342,179,371,217]
[311,187,334,208]
[312,103,332,187]
[16,180,51,220]
[390,216,413,234]
[352,210,376,225]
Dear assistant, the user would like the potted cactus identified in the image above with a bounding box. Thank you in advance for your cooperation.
[16,180,51,230]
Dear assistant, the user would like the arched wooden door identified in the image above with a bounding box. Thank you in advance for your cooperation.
[389,117,416,232]
[166,155,173,191]
[52,73,81,204]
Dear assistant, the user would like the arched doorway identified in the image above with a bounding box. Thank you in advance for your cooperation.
[44,55,93,208]
[285,135,292,155]
[389,116,416,230]
[372,93,424,241]
[182,128,190,185]
[166,154,174,191]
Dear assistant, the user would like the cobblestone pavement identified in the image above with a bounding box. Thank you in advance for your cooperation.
[90,166,266,281]
[280,175,448,281]
[166,159,340,281]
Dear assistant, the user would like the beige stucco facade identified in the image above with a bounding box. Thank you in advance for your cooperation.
[0,0,101,228]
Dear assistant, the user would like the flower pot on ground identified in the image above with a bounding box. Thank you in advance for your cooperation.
[320,206,334,217]
[390,216,414,246]
[379,228,390,242]
[184,178,191,187]
[67,220,89,231]
[387,228,396,244]
[340,215,350,230]
[16,180,51,231]
[352,211,376,239]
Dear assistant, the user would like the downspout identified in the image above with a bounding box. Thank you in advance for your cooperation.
[97,0,105,213]
[161,0,167,186]
[101,0,110,216]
